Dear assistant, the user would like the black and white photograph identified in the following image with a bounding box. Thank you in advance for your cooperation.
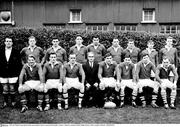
[1,0,180,125]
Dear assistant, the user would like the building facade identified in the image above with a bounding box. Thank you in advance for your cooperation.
[1,0,180,34]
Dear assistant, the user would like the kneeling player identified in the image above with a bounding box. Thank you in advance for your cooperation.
[63,53,85,109]
[118,55,138,108]
[18,55,44,113]
[43,52,63,111]
[156,56,178,109]
[98,53,120,105]
[136,53,159,108]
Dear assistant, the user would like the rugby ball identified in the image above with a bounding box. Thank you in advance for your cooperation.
[104,101,116,109]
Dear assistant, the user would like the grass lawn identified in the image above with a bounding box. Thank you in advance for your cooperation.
[1,105,180,124]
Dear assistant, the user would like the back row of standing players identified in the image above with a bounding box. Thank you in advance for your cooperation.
[0,35,178,113]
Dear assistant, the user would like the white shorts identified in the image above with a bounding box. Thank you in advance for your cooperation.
[121,80,137,90]
[63,78,83,90]
[161,79,176,89]
[45,79,62,92]
[99,77,118,91]
[0,77,18,83]
[138,79,159,93]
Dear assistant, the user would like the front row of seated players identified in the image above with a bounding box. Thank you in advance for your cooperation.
[16,52,178,112]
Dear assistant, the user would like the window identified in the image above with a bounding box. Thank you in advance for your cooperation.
[114,25,137,31]
[69,10,82,23]
[43,23,66,29]
[0,11,12,24]
[160,25,180,34]
[86,24,108,32]
[142,9,156,23]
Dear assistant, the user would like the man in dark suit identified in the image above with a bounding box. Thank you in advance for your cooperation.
[0,37,22,108]
[82,52,101,107]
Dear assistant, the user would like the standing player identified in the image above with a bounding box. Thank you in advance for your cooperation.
[159,36,178,68]
[63,53,85,109]
[118,55,138,108]
[107,38,123,64]
[20,36,44,65]
[43,52,63,111]
[122,39,141,65]
[43,37,67,64]
[98,53,120,105]
[136,53,159,108]
[18,55,44,113]
[156,56,178,109]
[87,36,106,63]
[69,35,87,64]
[0,37,21,108]
[141,40,158,79]
[82,52,100,107]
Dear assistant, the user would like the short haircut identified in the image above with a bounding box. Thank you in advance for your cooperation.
[69,53,76,58]
[49,52,57,57]
[163,56,169,61]
[141,52,149,58]
[76,34,82,38]
[28,36,36,41]
[124,53,131,59]
[128,38,134,42]
[87,52,94,56]
[52,36,59,41]
[147,40,154,45]
[104,53,112,58]
[28,54,36,60]
[5,37,12,41]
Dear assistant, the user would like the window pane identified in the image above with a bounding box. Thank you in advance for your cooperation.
[126,26,131,31]
[171,26,176,33]
[92,26,97,31]
[115,26,120,31]
[166,26,170,33]
[103,26,107,31]
[121,25,125,31]
[160,26,165,33]
[98,26,102,31]
[132,26,136,31]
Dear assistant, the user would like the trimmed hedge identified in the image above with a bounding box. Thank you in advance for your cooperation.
[0,27,180,53]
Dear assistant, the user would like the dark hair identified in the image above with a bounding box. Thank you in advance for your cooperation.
[163,56,169,61]
[124,53,131,59]
[104,53,112,58]
[128,38,134,42]
[52,36,59,41]
[49,52,57,57]
[28,54,36,60]
[141,52,149,58]
[76,34,82,38]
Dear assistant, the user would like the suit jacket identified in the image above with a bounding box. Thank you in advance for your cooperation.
[82,61,100,86]
[0,47,22,78]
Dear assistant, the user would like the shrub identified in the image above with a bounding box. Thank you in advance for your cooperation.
[0,27,180,53]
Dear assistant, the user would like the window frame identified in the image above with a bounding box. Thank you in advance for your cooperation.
[141,9,156,23]
[69,9,82,23]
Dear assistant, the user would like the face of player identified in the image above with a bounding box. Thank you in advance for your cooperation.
[124,57,131,65]
[75,36,83,45]
[127,41,135,49]
[5,38,13,49]
[69,54,76,64]
[112,39,119,47]
[88,53,94,63]
[28,38,36,47]
[52,39,60,47]
[147,42,154,49]
[28,57,36,66]
[142,55,150,64]
[49,54,57,63]
[105,56,112,65]
[166,38,173,46]
[93,38,99,46]
[163,59,170,68]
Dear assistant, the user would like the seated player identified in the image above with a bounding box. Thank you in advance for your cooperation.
[118,54,138,108]
[82,52,100,107]
[18,54,44,113]
[63,53,85,109]
[136,53,159,108]
[156,56,178,109]
[98,53,120,105]
[43,52,63,111]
